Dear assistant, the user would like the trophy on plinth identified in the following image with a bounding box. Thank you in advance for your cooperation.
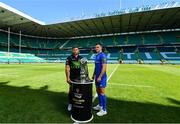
[71,58,94,123]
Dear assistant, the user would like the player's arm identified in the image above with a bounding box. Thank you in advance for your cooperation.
[97,55,107,82]
[65,58,71,84]
[98,63,107,79]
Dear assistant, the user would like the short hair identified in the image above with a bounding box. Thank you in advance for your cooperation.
[72,46,79,49]
[96,43,103,47]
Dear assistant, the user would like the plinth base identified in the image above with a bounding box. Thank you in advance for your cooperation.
[71,115,93,123]
[70,81,94,123]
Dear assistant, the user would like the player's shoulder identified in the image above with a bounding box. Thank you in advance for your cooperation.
[66,55,72,65]
[100,52,107,57]
[66,55,72,60]
[101,52,106,55]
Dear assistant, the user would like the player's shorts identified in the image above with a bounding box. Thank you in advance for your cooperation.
[95,77,107,88]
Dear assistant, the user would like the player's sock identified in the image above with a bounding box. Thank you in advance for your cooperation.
[101,94,107,111]
[98,93,103,107]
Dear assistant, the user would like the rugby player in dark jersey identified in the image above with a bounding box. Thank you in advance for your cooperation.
[65,47,83,111]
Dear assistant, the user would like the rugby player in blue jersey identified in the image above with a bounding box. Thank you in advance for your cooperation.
[92,43,107,116]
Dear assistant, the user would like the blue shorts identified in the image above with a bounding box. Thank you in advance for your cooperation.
[95,78,107,88]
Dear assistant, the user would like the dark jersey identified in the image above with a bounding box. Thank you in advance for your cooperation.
[66,54,83,80]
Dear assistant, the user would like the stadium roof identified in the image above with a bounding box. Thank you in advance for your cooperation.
[0,2,180,38]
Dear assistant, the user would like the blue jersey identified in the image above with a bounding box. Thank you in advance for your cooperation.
[95,52,107,80]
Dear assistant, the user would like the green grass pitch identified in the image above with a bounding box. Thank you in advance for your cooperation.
[0,64,180,123]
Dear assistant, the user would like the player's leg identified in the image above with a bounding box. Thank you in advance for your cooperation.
[96,79,107,116]
[93,87,103,111]
[97,88,103,108]
[96,87,107,116]
[67,84,72,111]
[99,88,106,111]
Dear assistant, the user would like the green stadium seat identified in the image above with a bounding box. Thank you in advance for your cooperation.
[0,51,46,63]
[144,33,161,45]
[127,34,143,45]
[115,35,126,45]
[101,36,115,46]
[160,31,180,44]
[0,30,180,64]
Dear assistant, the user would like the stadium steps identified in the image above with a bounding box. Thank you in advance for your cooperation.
[157,34,164,44]
[141,34,145,45]
[116,35,126,45]
[125,35,128,45]
[119,51,122,60]
[60,39,70,49]
[112,37,117,46]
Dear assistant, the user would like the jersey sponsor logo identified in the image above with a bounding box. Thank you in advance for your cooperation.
[71,61,80,69]
[76,88,80,93]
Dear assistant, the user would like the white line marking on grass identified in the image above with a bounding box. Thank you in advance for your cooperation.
[109,83,152,88]
[93,64,119,102]
[107,64,119,82]
[107,65,152,88]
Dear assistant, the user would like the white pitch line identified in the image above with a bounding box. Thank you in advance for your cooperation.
[107,65,152,88]
[107,64,119,82]
[109,83,152,88]
[93,64,119,102]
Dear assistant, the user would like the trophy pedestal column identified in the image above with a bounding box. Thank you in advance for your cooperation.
[71,81,94,123]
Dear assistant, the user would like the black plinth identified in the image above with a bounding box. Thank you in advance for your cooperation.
[71,81,93,123]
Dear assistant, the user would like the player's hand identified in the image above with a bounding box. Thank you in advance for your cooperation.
[97,77,102,83]
[92,75,95,80]
[66,78,71,84]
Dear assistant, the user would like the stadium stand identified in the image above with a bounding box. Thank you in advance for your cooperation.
[0,30,180,64]
[0,51,46,63]
[0,1,179,64]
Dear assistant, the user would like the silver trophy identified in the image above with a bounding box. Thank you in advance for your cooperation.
[80,58,92,83]
[71,57,94,123]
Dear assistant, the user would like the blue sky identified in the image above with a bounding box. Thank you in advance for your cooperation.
[0,0,179,23]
